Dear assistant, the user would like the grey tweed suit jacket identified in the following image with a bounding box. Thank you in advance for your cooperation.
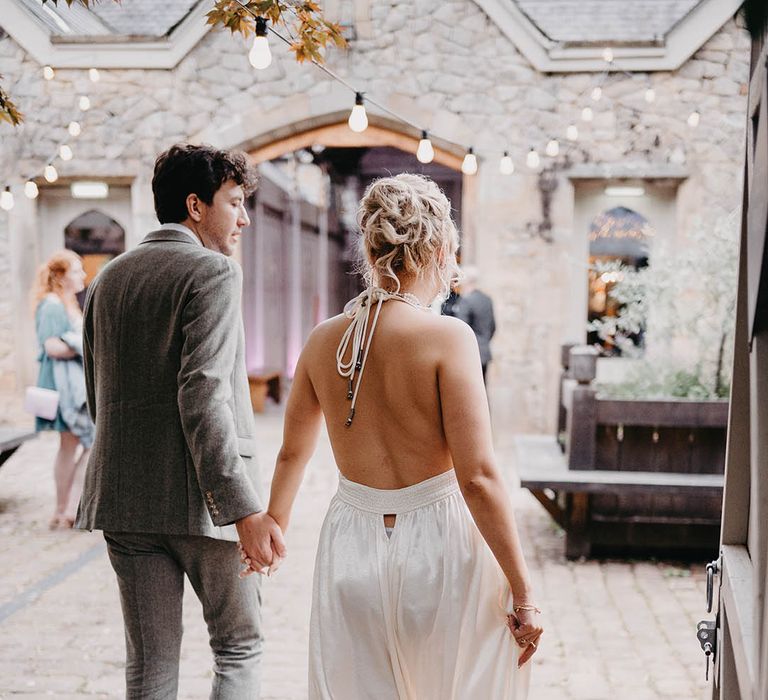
[75,229,262,541]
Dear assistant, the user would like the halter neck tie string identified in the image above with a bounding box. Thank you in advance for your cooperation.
[336,287,426,427]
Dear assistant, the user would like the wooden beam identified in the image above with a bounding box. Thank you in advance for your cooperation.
[520,469,724,496]
[596,398,729,428]
[247,123,463,171]
[528,489,566,529]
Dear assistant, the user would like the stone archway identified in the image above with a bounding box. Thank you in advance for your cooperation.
[217,103,473,380]
[64,208,126,288]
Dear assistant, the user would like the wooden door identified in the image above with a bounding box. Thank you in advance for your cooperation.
[712,9,768,699]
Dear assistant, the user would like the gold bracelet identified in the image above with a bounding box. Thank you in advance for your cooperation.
[513,604,542,614]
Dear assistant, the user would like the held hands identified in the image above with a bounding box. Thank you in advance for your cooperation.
[507,604,543,668]
[235,511,287,578]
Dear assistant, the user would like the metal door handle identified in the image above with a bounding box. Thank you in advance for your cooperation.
[706,560,719,613]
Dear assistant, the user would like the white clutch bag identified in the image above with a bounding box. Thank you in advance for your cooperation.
[24,386,60,421]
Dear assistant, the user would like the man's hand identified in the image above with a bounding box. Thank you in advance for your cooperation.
[235,511,287,577]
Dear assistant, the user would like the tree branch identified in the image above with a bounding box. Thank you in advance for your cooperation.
[0,0,345,126]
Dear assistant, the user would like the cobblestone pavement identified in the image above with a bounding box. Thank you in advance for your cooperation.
[0,406,713,699]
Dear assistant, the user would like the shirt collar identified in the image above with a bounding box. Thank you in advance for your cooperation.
[159,222,202,246]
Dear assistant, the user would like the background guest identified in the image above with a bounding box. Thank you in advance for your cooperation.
[447,265,496,384]
[32,250,93,529]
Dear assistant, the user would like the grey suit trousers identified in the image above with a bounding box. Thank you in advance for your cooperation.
[104,532,263,700]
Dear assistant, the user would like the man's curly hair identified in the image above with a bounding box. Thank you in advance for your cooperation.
[152,144,258,224]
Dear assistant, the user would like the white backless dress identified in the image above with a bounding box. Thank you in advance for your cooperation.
[308,289,531,699]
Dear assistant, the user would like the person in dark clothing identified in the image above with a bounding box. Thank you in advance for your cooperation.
[446,266,496,383]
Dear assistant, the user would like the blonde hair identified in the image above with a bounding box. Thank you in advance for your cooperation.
[32,249,83,317]
[357,173,460,300]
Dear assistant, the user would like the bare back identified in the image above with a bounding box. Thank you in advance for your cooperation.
[303,300,464,489]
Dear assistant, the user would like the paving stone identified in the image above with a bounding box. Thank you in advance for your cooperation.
[0,409,711,698]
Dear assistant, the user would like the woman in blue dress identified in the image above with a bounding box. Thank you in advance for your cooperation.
[33,250,94,529]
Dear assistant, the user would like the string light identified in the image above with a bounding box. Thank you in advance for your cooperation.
[499,151,514,175]
[7,10,704,192]
[348,92,368,133]
[221,4,693,179]
[248,17,272,69]
[0,187,14,211]
[24,180,39,199]
[416,130,434,164]
[526,147,540,170]
[545,139,560,157]
[461,147,478,175]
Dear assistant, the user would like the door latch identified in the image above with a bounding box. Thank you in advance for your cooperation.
[697,620,717,680]
[706,559,719,613]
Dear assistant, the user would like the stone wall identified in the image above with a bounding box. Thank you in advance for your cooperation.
[0,1,751,430]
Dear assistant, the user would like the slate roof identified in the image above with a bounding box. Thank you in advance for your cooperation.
[17,0,201,38]
[14,0,708,45]
[514,0,703,44]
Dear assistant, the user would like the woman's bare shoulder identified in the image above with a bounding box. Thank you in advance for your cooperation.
[427,311,477,342]
[301,313,348,357]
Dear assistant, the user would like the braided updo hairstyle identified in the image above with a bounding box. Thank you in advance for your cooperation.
[357,173,460,300]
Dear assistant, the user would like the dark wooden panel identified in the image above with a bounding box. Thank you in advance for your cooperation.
[690,427,728,474]
[596,399,729,427]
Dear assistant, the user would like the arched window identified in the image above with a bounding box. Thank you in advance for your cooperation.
[64,209,125,287]
[587,206,654,355]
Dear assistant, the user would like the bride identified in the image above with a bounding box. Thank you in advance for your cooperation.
[247,173,541,698]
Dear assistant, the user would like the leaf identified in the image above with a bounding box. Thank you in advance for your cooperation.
[0,82,24,125]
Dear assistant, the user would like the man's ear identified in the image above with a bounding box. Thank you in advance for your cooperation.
[186,193,203,223]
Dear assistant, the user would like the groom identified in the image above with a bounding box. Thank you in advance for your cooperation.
[76,144,285,698]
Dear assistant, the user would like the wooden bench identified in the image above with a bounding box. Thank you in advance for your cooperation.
[0,428,37,470]
[516,435,724,558]
[247,369,282,413]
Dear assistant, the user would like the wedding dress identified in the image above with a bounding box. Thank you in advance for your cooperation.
[308,288,531,699]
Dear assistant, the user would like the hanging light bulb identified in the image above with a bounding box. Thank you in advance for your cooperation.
[78,95,91,111]
[644,88,656,103]
[44,164,58,183]
[43,65,55,81]
[416,130,434,164]
[581,106,594,122]
[545,139,560,157]
[24,180,39,199]
[461,148,478,175]
[348,92,368,133]
[89,68,100,82]
[602,47,614,63]
[526,147,540,170]
[0,187,14,211]
[687,110,700,128]
[591,86,602,102]
[59,144,73,161]
[248,17,272,70]
[68,120,81,137]
[566,124,579,141]
[499,151,514,175]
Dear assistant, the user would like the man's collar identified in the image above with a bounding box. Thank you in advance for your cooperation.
[159,222,202,246]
